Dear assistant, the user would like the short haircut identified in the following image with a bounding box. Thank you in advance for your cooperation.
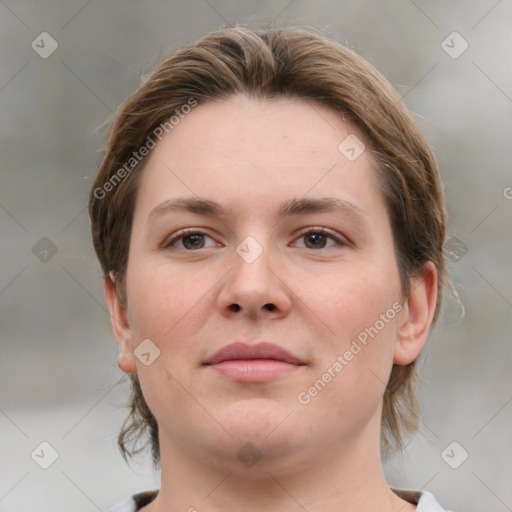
[89,26,448,465]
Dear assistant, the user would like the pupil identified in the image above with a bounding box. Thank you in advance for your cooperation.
[181,233,327,250]
[306,233,326,248]
[184,234,204,249]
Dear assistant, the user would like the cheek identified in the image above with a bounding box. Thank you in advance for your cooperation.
[125,259,212,353]
[300,261,401,345]
[295,262,400,407]
[124,261,210,411]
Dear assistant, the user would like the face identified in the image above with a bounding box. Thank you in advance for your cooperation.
[108,95,434,473]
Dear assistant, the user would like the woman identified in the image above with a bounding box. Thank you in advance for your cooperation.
[89,26,451,512]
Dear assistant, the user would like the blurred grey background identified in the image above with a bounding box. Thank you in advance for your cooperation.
[1,1,511,511]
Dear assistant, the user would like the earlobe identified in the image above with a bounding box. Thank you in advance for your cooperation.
[394,262,438,365]
[104,275,137,374]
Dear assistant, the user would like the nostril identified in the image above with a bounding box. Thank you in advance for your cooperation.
[227,303,276,312]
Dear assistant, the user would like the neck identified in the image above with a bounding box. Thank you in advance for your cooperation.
[144,425,415,512]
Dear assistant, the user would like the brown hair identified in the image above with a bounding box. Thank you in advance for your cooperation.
[89,25,448,465]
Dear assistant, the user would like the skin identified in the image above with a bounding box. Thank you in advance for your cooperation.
[105,95,437,512]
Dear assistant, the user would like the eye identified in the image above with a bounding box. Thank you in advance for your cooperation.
[163,227,345,251]
[163,229,220,251]
[292,227,345,250]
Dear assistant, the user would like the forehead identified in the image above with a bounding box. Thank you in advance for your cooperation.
[133,95,386,223]
[152,95,365,168]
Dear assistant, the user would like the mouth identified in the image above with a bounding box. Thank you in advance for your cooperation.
[202,341,306,382]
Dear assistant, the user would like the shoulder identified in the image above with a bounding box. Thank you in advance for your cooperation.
[108,488,451,512]
[106,490,159,512]
[392,487,452,512]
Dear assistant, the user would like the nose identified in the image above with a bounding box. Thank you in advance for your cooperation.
[216,236,292,321]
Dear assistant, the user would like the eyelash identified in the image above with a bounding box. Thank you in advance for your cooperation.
[163,227,346,251]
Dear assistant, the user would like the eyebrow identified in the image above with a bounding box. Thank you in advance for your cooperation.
[148,196,372,229]
[149,197,370,227]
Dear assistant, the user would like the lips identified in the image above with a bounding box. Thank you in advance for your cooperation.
[203,341,305,366]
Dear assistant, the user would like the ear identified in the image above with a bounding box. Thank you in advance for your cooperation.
[394,261,438,365]
[104,274,137,374]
